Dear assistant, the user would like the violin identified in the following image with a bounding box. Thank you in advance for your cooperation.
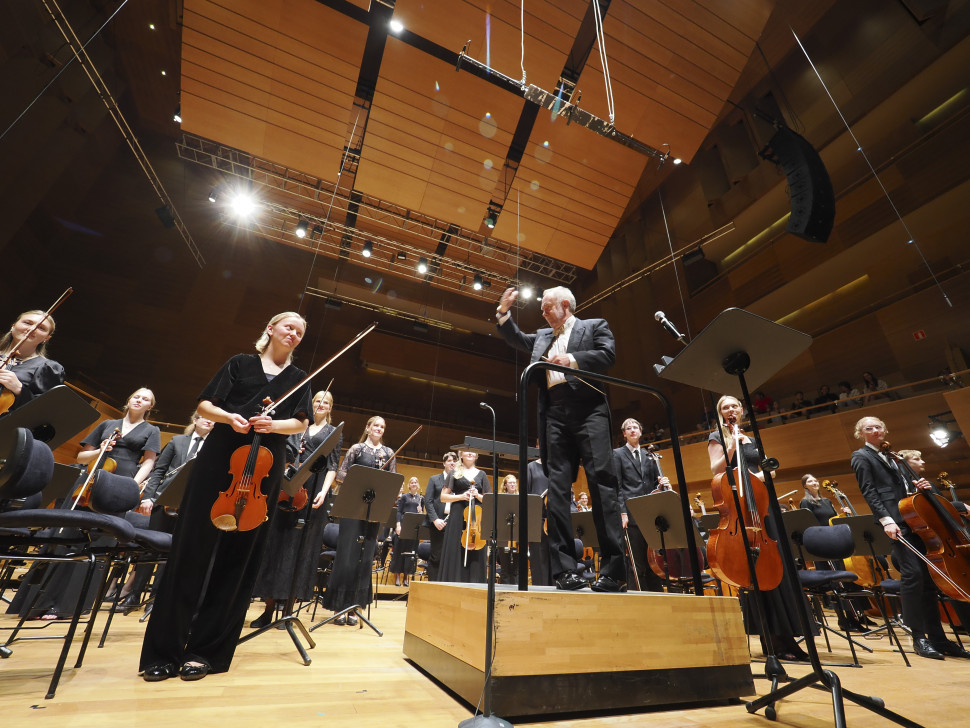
[644,451,705,582]
[71,427,121,509]
[885,444,970,601]
[693,492,707,516]
[939,472,959,502]
[210,398,275,532]
[706,419,783,590]
[461,490,486,558]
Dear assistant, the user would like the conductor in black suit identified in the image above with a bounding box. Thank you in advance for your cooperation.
[423,451,457,581]
[496,286,624,592]
[851,415,970,660]
[613,418,666,592]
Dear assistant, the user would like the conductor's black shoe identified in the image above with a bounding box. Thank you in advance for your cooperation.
[179,662,210,681]
[142,663,177,682]
[913,637,944,660]
[249,612,272,629]
[590,575,622,593]
[555,572,589,591]
[931,639,970,659]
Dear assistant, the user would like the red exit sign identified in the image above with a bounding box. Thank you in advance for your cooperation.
[913,330,926,341]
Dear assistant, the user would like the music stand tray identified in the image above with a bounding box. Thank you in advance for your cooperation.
[698,513,721,533]
[626,491,702,552]
[453,436,539,461]
[280,422,343,498]
[570,511,599,550]
[400,512,430,543]
[831,515,894,558]
[0,385,100,451]
[40,463,85,505]
[152,460,197,510]
[480,493,543,545]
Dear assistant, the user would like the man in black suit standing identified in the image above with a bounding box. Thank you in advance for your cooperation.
[496,286,624,591]
[613,418,667,592]
[423,451,457,581]
[852,415,970,660]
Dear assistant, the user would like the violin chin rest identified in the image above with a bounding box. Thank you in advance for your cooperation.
[212,514,238,531]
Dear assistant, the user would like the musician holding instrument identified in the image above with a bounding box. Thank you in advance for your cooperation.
[708,395,810,662]
[251,389,341,627]
[140,312,312,682]
[0,309,65,414]
[322,416,395,625]
[423,451,457,581]
[799,474,851,526]
[613,418,666,592]
[496,285,625,592]
[851,416,970,660]
[438,450,490,584]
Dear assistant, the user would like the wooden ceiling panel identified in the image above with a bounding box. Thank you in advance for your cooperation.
[181,0,366,180]
[357,39,517,230]
[394,0,588,88]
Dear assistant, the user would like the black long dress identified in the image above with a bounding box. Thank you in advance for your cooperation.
[800,495,838,526]
[139,354,311,673]
[708,431,810,644]
[438,469,490,584]
[4,355,65,411]
[7,418,161,619]
[322,442,395,612]
[389,492,424,575]
[252,424,341,601]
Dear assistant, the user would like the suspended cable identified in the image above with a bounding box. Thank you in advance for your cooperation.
[591,0,616,126]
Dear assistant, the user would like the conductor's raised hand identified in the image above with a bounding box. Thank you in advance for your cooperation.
[498,287,518,314]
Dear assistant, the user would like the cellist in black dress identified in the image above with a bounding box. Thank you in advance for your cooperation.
[140,312,312,682]
[251,389,341,627]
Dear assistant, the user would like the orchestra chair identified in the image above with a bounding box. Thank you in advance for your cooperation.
[859,555,913,666]
[310,522,339,622]
[416,540,431,580]
[791,524,875,667]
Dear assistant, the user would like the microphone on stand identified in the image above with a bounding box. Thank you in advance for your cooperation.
[654,311,687,345]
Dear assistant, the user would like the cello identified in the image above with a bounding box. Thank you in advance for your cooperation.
[884,444,970,602]
[706,416,783,590]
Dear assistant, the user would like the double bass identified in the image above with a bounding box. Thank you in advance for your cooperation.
[706,417,783,590]
[885,445,970,602]
[821,479,879,586]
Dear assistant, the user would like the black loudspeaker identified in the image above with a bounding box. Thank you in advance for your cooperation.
[768,127,835,243]
[682,249,718,294]
[155,205,176,228]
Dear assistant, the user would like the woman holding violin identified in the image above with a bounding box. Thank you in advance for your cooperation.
[852,417,970,660]
[389,476,424,587]
[140,312,312,682]
[0,309,65,413]
[708,395,811,662]
[438,450,490,583]
[322,415,395,625]
[250,389,341,628]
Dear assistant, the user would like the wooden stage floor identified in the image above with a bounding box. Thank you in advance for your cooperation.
[1,597,968,728]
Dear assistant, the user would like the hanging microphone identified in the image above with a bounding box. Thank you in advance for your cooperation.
[480,402,490,410]
[654,311,686,344]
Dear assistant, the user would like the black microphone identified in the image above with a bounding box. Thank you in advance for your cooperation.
[654,311,686,344]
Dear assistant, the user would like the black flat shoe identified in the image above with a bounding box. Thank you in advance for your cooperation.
[590,576,622,593]
[249,612,273,629]
[931,639,970,659]
[142,663,177,682]
[555,572,589,591]
[333,614,347,625]
[114,595,139,613]
[347,614,359,626]
[913,637,944,660]
[179,662,210,681]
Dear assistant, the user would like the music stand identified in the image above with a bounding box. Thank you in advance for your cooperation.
[151,460,196,511]
[40,463,85,505]
[698,513,720,533]
[626,491,704,586]
[0,385,99,451]
[280,423,343,498]
[480,493,543,582]
[398,512,429,580]
[310,465,402,636]
[660,307,915,728]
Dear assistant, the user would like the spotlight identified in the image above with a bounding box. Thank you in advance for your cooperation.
[397,251,407,261]
[208,188,217,203]
[520,285,534,300]
[417,257,428,274]
[362,241,373,257]
[173,104,181,123]
[295,220,308,238]
[930,424,951,448]
[484,212,497,229]
[473,274,483,291]
[228,191,257,219]
[312,224,323,239]
[389,19,404,34]
[672,157,682,165]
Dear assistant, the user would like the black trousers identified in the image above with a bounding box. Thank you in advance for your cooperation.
[623,523,664,592]
[894,532,945,640]
[544,391,624,580]
[426,522,446,581]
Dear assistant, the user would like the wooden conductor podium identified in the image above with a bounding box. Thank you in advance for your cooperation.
[404,582,753,718]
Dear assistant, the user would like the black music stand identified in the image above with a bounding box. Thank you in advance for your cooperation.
[660,307,917,728]
[481,493,542,583]
[0,385,99,451]
[698,513,720,533]
[152,461,197,511]
[832,515,911,655]
[240,423,344,661]
[453,436,539,461]
[399,512,429,580]
[626,490,704,586]
[310,464,402,636]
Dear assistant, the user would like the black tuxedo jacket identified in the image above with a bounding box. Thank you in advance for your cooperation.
[497,315,615,474]
[612,445,661,527]
[424,471,449,525]
[142,433,196,503]
[851,445,908,526]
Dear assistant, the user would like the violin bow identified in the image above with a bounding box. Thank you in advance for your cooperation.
[894,535,970,601]
[381,425,422,471]
[0,287,73,368]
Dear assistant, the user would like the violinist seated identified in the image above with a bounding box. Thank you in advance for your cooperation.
[437,450,490,584]
[851,417,970,660]
[799,474,852,526]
